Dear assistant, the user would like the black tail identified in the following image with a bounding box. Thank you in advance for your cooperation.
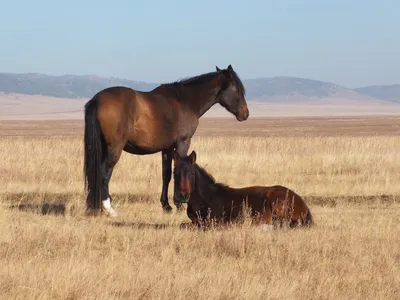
[304,209,314,226]
[84,97,104,213]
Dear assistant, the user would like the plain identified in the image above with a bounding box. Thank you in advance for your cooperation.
[0,117,399,300]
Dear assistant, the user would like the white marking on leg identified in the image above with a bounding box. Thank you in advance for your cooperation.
[102,197,118,217]
[260,224,274,231]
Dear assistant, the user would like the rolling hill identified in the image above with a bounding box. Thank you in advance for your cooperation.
[0,73,158,99]
[0,72,397,104]
[1,72,400,119]
[242,76,377,103]
[354,84,400,103]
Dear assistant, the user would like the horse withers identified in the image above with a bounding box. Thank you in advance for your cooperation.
[83,65,249,217]
[173,151,313,229]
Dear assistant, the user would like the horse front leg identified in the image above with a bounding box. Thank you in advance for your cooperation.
[160,146,174,213]
[180,203,203,230]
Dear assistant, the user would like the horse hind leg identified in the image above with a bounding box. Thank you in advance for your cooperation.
[101,145,123,217]
[299,209,314,227]
[288,210,313,228]
[257,211,274,231]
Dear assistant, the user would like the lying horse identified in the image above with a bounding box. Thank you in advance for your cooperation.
[173,151,313,229]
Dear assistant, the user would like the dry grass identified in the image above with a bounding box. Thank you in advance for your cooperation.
[1,121,400,299]
[2,115,400,137]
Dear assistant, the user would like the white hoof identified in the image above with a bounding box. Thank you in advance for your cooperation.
[102,198,118,218]
[260,224,274,231]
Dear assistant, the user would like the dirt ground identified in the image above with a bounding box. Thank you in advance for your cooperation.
[1,115,400,137]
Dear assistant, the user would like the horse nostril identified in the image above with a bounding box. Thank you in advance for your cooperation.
[180,180,191,195]
[244,107,249,118]
[180,187,190,195]
[240,104,249,120]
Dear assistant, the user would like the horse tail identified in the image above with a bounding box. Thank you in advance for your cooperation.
[84,96,104,214]
[304,208,314,227]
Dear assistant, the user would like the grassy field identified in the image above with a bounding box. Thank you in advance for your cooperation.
[0,117,400,299]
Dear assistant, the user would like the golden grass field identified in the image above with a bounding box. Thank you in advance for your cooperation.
[1,117,400,300]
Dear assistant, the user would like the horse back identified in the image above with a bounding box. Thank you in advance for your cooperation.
[266,185,312,225]
[221,186,274,218]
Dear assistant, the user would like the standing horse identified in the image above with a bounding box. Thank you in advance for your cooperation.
[173,151,313,229]
[83,65,249,217]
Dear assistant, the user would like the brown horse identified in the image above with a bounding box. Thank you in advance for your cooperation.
[83,65,249,217]
[173,151,313,229]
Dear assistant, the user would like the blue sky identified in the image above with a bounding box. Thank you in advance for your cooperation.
[0,0,398,87]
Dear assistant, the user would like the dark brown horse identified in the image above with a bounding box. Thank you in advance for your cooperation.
[83,65,249,217]
[173,151,313,229]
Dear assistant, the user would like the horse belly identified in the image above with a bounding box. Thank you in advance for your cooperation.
[123,141,160,155]
[126,121,177,154]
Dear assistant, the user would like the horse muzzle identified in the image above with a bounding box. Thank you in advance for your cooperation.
[179,193,191,203]
[236,106,249,121]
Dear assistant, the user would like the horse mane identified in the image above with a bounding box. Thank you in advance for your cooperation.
[177,71,219,86]
[194,163,230,191]
[162,69,246,97]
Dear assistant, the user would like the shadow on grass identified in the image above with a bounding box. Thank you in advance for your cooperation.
[110,221,172,230]
[3,192,399,218]
[3,192,159,217]
[3,192,157,205]
[305,194,399,207]
[8,203,67,216]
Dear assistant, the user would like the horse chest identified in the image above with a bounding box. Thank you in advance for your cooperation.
[177,115,198,140]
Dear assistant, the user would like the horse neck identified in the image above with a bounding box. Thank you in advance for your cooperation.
[193,172,215,204]
[180,83,221,118]
[194,167,227,209]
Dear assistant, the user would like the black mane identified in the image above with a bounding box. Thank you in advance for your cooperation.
[163,69,246,97]
[161,71,218,89]
[177,71,219,86]
[194,163,230,191]
[231,69,246,97]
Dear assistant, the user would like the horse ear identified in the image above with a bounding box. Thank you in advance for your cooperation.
[222,64,233,78]
[189,151,196,164]
[216,66,221,72]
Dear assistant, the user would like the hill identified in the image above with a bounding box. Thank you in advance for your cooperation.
[0,73,158,98]
[354,84,400,103]
[2,72,400,120]
[0,72,391,104]
[243,76,376,103]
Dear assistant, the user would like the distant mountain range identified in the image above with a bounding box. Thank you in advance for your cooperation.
[0,72,399,104]
[354,85,400,102]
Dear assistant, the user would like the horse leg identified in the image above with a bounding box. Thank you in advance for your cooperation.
[160,147,174,212]
[258,211,274,231]
[180,202,199,229]
[173,139,191,211]
[100,145,122,217]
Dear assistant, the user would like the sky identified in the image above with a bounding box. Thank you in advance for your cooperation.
[0,0,399,88]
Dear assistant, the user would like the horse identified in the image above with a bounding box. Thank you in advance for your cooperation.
[173,151,313,229]
[83,65,249,217]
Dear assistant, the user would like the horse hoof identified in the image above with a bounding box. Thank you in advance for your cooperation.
[260,224,274,231]
[163,204,173,213]
[102,198,118,218]
[175,204,185,212]
[179,222,192,229]
[102,210,118,218]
